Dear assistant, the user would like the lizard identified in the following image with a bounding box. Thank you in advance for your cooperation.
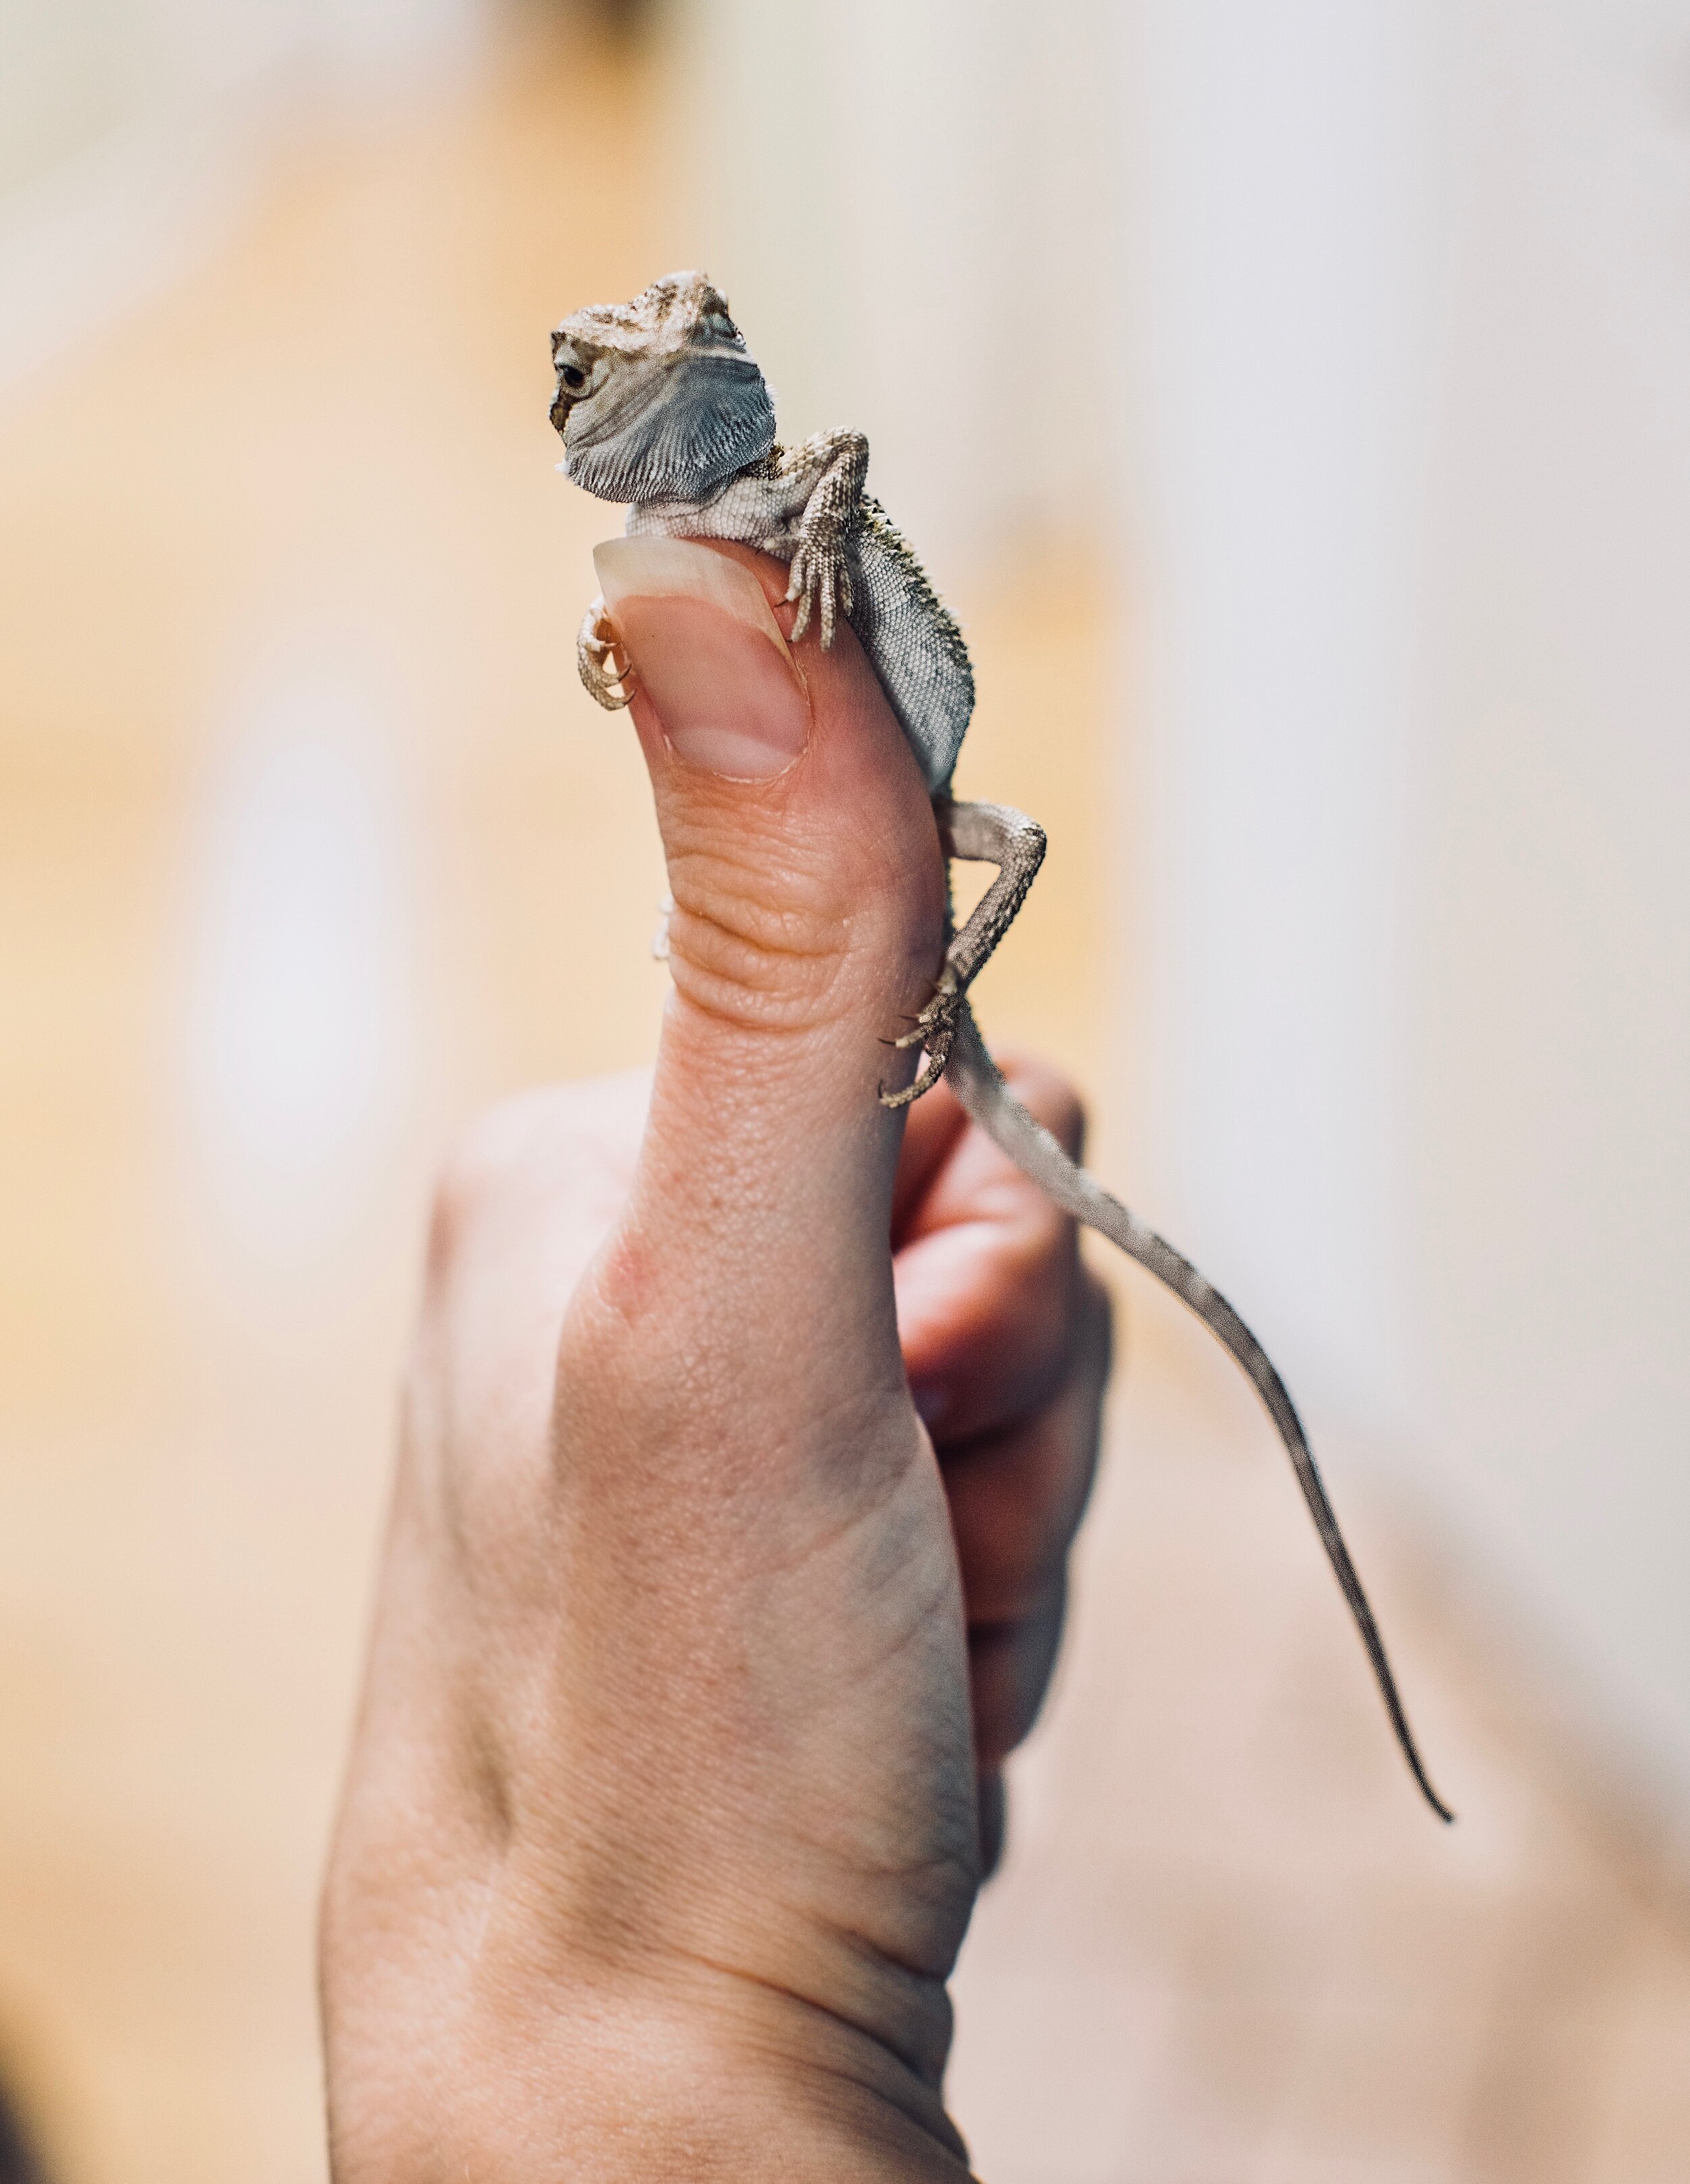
[548,268,1453,1825]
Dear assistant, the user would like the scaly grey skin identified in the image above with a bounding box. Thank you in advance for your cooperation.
[550,270,1453,1824]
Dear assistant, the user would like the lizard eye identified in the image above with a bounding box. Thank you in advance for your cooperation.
[699,311,740,343]
[558,362,587,391]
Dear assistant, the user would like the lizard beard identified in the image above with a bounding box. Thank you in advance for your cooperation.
[562,352,776,505]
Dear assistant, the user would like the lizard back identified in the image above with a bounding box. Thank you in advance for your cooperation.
[844,498,974,795]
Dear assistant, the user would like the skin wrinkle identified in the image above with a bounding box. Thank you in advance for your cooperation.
[531,1696,952,1915]
[487,1824,968,2101]
[782,2061,972,2178]
[706,1996,968,2163]
[664,930,856,1043]
[541,1962,941,2129]
[666,1945,955,2094]
[777,1799,978,1931]
[659,785,912,915]
[667,878,861,968]
[660,822,878,937]
[658,821,934,1040]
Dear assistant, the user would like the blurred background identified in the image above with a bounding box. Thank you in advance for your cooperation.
[3,0,1689,2177]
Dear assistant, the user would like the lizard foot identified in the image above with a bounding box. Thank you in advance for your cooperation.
[879,1022,957,1110]
[877,978,962,1108]
[577,594,635,709]
[785,531,854,649]
[889,976,962,1056]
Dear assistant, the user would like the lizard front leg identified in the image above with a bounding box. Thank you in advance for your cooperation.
[881,797,1048,1109]
[784,430,869,648]
[577,593,635,708]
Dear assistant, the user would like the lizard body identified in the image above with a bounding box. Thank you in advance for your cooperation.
[550,270,1452,1824]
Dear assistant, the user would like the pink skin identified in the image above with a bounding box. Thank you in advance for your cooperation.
[320,545,1110,2183]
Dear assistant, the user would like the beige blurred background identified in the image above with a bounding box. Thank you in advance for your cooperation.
[3,1,1689,2179]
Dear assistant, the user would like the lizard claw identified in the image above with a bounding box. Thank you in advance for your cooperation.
[877,978,962,1107]
[577,594,635,709]
[889,977,962,1053]
[786,532,853,650]
[786,567,813,646]
[879,1022,957,1108]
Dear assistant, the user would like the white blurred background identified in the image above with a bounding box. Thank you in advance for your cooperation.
[3,1,1690,2179]
[678,0,1690,1805]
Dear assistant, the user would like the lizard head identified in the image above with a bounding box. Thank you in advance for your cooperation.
[549,270,777,503]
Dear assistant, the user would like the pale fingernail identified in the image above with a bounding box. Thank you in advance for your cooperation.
[594,538,808,780]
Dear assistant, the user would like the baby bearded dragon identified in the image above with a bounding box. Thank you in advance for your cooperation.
[550,270,1453,1824]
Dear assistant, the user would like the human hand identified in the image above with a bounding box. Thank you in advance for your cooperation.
[320,543,1110,2181]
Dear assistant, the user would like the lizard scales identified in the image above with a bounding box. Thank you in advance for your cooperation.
[550,270,1452,1824]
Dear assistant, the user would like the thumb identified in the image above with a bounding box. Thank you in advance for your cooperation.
[606,528,947,1258]
[592,533,946,1392]
[536,543,979,2137]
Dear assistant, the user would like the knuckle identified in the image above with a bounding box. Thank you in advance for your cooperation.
[661,847,857,1035]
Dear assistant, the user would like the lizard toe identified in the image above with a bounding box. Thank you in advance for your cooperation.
[890,987,963,1050]
[879,1030,956,1108]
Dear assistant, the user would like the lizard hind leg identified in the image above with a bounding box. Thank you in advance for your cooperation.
[577,594,635,709]
[879,796,1047,1109]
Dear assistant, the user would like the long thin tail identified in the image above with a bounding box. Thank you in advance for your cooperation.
[948,1006,1453,1823]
